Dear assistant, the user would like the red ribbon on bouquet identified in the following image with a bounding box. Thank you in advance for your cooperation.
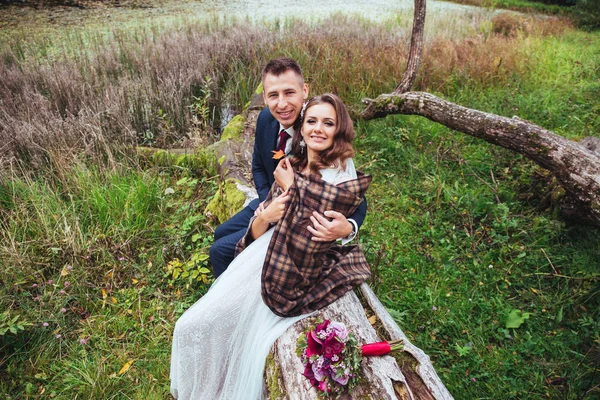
[361,339,404,356]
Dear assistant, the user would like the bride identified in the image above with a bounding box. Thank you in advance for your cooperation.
[170,93,371,399]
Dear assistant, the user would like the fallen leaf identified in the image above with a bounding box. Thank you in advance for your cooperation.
[132,278,139,284]
[111,297,117,304]
[368,315,377,325]
[118,360,134,375]
[60,267,69,277]
[272,149,285,160]
[101,289,107,299]
[530,288,540,294]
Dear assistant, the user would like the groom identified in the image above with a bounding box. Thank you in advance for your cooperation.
[209,58,367,277]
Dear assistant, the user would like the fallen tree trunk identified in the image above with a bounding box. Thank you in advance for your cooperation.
[265,284,453,399]
[361,92,600,226]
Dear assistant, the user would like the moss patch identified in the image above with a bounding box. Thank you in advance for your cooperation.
[264,352,285,399]
[204,179,246,224]
[220,114,245,141]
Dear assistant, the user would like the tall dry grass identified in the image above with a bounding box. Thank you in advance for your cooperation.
[0,13,574,175]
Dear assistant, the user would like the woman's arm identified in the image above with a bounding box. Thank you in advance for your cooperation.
[250,189,291,239]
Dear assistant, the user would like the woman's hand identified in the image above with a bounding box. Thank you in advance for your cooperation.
[251,190,290,239]
[273,158,295,191]
[257,190,290,224]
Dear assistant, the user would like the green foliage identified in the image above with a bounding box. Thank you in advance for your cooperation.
[0,312,31,336]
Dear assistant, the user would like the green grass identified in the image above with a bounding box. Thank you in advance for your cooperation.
[1,3,599,399]
[0,154,219,398]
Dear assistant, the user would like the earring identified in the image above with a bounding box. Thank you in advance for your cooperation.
[299,138,306,154]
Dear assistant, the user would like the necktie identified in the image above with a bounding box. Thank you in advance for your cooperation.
[277,130,290,153]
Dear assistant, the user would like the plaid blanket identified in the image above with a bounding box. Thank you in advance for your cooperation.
[236,171,372,317]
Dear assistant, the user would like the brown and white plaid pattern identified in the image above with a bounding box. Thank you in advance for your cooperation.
[235,171,372,317]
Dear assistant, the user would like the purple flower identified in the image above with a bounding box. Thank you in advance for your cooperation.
[79,338,88,345]
[60,308,67,313]
[313,362,327,382]
[332,372,349,385]
[471,377,477,382]
[67,265,73,270]
[42,322,49,327]
[329,321,349,342]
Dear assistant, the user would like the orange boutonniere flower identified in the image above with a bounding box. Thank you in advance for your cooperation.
[272,149,285,160]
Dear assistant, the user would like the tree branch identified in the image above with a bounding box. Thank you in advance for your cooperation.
[394,0,426,94]
[361,91,600,226]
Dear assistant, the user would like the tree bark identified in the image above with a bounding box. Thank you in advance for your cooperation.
[361,91,600,226]
[394,0,426,95]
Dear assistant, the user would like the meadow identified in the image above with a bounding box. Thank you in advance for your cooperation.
[0,2,598,399]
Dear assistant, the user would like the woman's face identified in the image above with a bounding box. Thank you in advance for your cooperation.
[301,102,337,156]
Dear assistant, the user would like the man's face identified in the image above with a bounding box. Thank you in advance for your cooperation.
[262,70,309,129]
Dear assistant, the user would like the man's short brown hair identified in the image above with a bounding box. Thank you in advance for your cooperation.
[262,58,304,84]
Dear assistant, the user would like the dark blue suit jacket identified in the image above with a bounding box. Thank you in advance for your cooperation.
[251,108,367,228]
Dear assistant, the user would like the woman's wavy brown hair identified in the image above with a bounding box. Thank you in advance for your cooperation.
[289,93,355,174]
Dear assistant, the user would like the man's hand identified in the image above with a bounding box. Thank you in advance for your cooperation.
[273,158,295,191]
[307,210,353,242]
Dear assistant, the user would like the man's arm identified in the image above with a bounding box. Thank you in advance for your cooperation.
[307,197,368,242]
[252,108,274,202]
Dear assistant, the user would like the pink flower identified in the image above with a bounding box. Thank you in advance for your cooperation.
[64,281,70,287]
[318,380,330,393]
[42,322,49,327]
[67,265,73,270]
[471,377,477,382]
[55,334,62,339]
[32,283,38,288]
[307,331,323,356]
[79,338,88,345]
[432,305,437,311]
[118,257,125,261]
[60,308,67,313]
[316,320,330,335]
[323,337,344,358]
[59,290,66,295]
[302,364,317,386]
[47,280,53,285]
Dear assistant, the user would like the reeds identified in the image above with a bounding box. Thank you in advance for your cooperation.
[0,12,574,175]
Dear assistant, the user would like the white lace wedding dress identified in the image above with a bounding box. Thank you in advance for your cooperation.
[169,161,357,400]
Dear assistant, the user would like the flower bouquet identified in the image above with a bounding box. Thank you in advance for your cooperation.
[296,319,403,396]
